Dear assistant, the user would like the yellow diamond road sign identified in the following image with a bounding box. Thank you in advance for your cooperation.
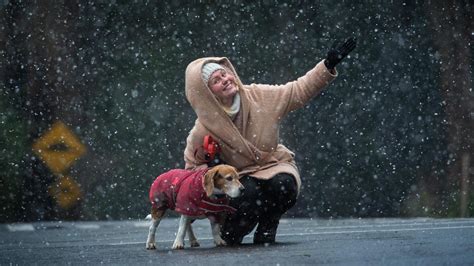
[32,121,86,174]
[48,175,82,210]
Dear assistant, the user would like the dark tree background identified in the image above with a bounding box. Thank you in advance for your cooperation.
[0,1,472,222]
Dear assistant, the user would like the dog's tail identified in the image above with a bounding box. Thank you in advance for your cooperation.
[145,214,152,220]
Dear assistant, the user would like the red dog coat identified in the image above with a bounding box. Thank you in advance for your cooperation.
[149,168,236,216]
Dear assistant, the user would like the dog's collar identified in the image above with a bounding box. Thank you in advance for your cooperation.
[209,194,227,199]
[210,188,227,199]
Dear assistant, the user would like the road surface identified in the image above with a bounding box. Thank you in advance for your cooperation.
[1,217,474,265]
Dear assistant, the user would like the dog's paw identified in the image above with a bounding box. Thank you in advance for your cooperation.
[214,237,227,247]
[146,242,156,250]
[172,241,185,250]
[190,240,200,247]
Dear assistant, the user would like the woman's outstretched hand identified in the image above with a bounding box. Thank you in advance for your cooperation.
[324,37,357,70]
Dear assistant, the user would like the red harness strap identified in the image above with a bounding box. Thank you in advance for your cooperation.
[198,198,237,213]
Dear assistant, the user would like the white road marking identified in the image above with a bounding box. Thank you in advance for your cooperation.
[108,223,474,246]
[7,224,35,232]
[281,219,474,231]
[133,221,150,228]
[74,224,101,230]
[278,225,474,237]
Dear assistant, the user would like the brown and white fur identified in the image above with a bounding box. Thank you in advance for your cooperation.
[146,164,243,250]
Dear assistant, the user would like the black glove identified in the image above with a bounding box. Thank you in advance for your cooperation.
[324,37,357,70]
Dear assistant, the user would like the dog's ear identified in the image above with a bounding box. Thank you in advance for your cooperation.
[203,167,218,197]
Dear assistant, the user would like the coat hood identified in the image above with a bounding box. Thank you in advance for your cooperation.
[185,57,259,167]
[185,57,244,120]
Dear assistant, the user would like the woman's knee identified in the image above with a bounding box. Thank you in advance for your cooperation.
[263,173,298,212]
[229,175,262,214]
[267,173,298,198]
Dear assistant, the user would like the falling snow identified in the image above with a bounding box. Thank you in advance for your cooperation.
[0,2,472,222]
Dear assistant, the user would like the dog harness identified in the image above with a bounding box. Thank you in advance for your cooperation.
[149,168,237,216]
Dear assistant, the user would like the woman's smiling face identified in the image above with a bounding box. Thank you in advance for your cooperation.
[208,69,238,107]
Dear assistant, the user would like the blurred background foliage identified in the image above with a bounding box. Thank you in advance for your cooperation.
[0,1,472,222]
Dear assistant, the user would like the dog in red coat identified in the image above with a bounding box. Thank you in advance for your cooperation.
[146,164,243,250]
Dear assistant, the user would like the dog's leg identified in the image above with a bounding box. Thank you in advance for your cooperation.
[146,208,165,250]
[172,215,190,249]
[187,222,200,247]
[210,219,226,246]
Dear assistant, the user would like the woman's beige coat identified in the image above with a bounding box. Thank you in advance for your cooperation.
[184,57,337,192]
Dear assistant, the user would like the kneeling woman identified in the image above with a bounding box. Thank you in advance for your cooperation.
[183,38,355,245]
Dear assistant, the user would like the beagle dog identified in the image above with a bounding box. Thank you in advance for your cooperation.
[146,164,243,250]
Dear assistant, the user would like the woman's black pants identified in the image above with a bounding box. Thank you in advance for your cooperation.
[221,173,298,244]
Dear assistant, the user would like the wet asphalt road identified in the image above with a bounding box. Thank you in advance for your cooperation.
[1,217,474,265]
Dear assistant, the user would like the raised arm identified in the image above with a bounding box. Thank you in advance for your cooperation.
[245,37,357,117]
